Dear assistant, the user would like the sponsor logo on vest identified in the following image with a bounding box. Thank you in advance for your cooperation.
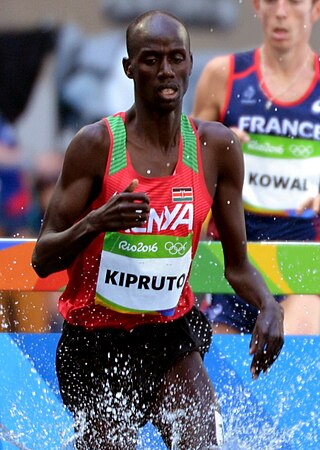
[311,99,320,114]
[239,116,320,140]
[249,172,308,191]
[241,86,256,105]
[104,270,187,291]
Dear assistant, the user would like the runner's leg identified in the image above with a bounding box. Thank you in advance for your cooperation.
[152,351,224,450]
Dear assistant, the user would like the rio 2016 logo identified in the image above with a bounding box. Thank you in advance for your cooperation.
[288,144,313,158]
[164,241,188,255]
[119,241,158,253]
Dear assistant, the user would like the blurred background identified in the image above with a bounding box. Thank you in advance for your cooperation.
[0,0,319,332]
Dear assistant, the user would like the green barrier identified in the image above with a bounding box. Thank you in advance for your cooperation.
[0,239,319,295]
[190,241,320,295]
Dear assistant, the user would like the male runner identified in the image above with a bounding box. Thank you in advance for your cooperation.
[192,0,320,335]
[32,10,284,449]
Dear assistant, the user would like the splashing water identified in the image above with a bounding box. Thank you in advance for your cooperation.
[0,334,319,449]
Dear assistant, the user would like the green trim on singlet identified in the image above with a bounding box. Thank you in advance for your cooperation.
[107,113,198,175]
[181,113,198,173]
[108,115,127,175]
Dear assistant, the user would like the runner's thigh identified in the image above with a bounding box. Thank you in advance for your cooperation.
[152,351,222,449]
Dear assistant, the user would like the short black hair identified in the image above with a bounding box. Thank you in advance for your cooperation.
[126,10,190,58]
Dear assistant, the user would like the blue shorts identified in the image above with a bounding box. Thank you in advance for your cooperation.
[204,294,283,333]
[245,212,320,241]
[204,212,320,332]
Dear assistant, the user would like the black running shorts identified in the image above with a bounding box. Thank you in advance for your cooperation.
[56,306,212,427]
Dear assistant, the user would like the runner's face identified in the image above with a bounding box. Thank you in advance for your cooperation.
[253,0,318,51]
[126,16,192,111]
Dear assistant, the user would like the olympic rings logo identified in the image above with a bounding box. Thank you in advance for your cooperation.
[288,144,314,158]
[165,241,188,255]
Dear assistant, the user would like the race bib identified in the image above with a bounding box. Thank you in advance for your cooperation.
[242,134,320,216]
[95,232,192,315]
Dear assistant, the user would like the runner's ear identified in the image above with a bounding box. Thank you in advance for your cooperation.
[189,53,193,76]
[311,0,320,24]
[123,58,133,79]
[252,0,261,18]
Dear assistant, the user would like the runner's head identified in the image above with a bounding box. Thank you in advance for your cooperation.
[123,10,193,110]
[252,0,320,51]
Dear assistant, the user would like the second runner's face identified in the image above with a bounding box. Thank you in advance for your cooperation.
[128,20,192,111]
[253,0,318,51]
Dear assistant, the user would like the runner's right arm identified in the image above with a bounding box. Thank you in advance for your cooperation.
[32,121,149,277]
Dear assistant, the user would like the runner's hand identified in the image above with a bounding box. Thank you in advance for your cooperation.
[89,179,150,232]
[229,126,250,144]
[296,194,320,216]
[249,301,284,380]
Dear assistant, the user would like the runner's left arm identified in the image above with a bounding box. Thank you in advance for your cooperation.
[200,121,284,379]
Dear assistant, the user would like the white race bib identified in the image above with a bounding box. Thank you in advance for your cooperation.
[95,232,192,314]
[243,134,320,216]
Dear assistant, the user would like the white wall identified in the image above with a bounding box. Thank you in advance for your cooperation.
[14,56,58,165]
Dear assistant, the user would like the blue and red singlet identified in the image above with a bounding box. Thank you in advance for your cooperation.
[221,48,320,241]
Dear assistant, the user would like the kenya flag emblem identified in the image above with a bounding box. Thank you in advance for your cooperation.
[172,187,193,202]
